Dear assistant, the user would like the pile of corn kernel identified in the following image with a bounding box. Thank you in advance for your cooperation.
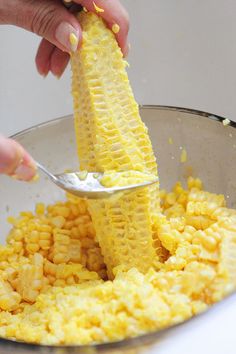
[0,176,235,345]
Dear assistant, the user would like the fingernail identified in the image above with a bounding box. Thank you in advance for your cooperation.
[37,70,48,78]
[36,66,49,78]
[51,70,62,79]
[55,22,79,52]
[123,42,130,58]
[13,163,36,181]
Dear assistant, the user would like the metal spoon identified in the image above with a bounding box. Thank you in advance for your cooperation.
[36,162,158,199]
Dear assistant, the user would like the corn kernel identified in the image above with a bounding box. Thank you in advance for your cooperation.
[180,148,187,163]
[51,216,66,228]
[54,279,66,287]
[40,232,51,240]
[36,203,45,215]
[26,244,40,254]
[112,24,120,34]
[93,1,104,13]
[38,240,51,250]
[53,254,70,264]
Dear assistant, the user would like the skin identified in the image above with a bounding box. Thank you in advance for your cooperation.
[0,0,129,180]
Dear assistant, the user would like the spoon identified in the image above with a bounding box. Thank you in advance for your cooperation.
[36,162,158,199]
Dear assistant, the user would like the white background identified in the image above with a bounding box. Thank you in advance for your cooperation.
[1,1,236,353]
[1,0,236,136]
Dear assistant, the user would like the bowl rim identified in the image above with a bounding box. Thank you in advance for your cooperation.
[3,105,235,352]
[10,105,236,140]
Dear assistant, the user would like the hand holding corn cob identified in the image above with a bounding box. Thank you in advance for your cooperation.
[0,1,129,178]
[0,0,129,77]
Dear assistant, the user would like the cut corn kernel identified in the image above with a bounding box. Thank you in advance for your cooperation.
[69,33,79,52]
[1,177,236,344]
[112,24,120,34]
[93,2,104,13]
[223,118,230,126]
[180,148,187,163]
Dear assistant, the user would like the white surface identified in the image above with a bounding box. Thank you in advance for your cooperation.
[1,2,236,353]
[1,0,236,136]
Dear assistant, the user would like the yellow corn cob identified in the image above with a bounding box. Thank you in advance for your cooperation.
[71,12,162,277]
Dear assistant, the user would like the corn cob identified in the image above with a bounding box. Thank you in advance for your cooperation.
[71,12,162,277]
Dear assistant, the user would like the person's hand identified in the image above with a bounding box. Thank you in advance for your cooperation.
[0,136,36,181]
[0,0,129,78]
[0,0,128,181]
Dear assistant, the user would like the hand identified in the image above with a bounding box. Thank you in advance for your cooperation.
[0,0,129,78]
[0,135,36,181]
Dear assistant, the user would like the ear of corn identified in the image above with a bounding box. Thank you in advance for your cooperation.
[71,12,163,277]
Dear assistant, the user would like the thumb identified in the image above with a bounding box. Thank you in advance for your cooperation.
[0,136,36,181]
[1,0,81,53]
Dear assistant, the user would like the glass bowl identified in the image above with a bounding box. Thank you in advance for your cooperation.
[0,106,236,353]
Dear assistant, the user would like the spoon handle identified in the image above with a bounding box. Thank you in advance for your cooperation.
[36,162,57,182]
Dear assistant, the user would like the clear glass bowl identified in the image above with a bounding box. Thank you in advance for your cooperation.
[0,106,236,353]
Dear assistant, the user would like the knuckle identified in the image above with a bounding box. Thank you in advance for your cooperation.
[31,4,58,36]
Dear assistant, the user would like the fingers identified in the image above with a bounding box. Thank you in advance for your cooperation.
[0,136,36,181]
[35,39,55,76]
[2,0,82,53]
[50,47,70,77]
[31,0,129,77]
[36,38,70,77]
[78,0,130,55]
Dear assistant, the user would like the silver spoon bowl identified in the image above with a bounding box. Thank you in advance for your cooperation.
[36,162,158,199]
